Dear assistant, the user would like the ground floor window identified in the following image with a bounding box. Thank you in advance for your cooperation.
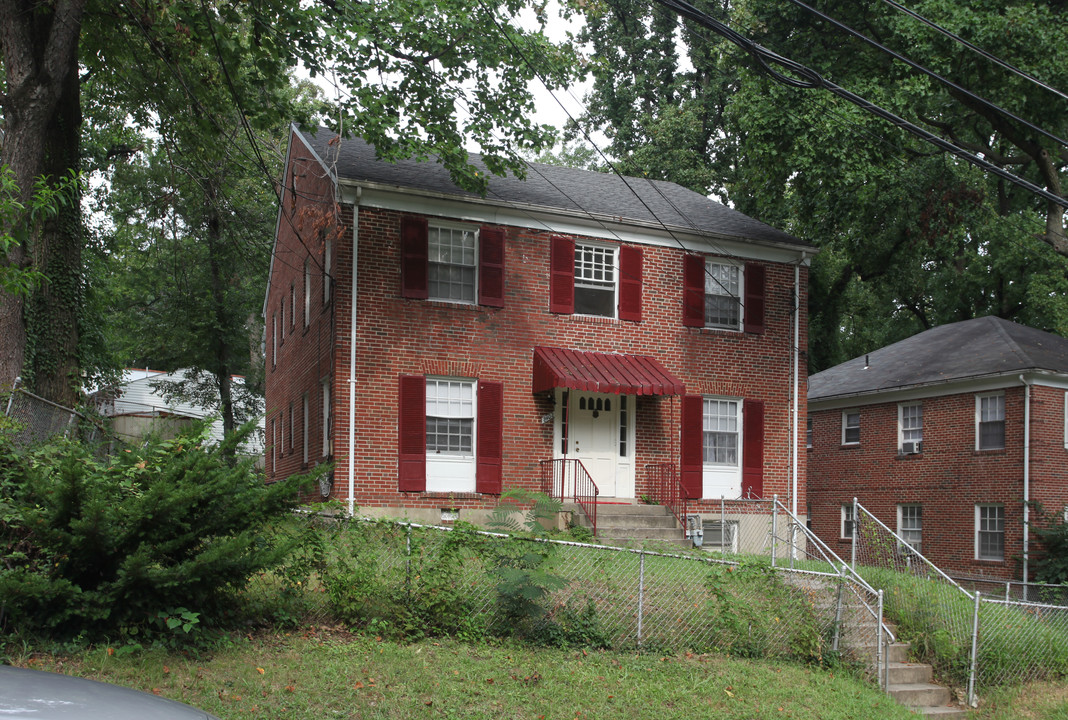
[976,504,1004,561]
[426,378,476,492]
[841,503,855,540]
[898,504,922,554]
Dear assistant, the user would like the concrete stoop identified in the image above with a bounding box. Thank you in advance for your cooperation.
[565,502,689,547]
[885,642,968,717]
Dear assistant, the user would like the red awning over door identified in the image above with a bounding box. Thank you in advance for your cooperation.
[532,346,686,396]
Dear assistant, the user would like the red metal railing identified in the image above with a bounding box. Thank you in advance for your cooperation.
[646,462,688,530]
[540,458,599,536]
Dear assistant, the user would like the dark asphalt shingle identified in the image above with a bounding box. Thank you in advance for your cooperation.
[298,127,808,249]
[809,316,1068,401]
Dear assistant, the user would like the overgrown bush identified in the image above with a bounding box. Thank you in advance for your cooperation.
[1031,505,1068,586]
[0,421,307,643]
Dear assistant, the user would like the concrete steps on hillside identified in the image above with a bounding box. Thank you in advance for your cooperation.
[565,502,689,547]
[884,642,967,717]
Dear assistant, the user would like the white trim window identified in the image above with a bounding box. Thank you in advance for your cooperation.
[976,504,1004,561]
[304,258,311,328]
[426,378,477,493]
[899,403,923,454]
[290,284,296,330]
[897,504,922,554]
[806,417,812,449]
[301,393,309,465]
[574,241,617,317]
[976,393,1005,450]
[703,398,740,465]
[842,410,860,445]
[271,312,278,368]
[841,503,855,540]
[321,377,331,458]
[428,223,478,303]
[705,260,742,330]
[323,238,333,305]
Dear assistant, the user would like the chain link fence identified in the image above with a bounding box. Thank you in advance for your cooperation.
[849,499,1068,704]
[3,385,106,447]
[270,508,891,685]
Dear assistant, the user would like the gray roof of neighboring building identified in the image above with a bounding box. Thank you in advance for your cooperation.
[809,316,1068,402]
[297,127,809,249]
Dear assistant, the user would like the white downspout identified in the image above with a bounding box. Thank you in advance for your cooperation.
[348,187,362,517]
[1020,374,1031,586]
[791,253,804,517]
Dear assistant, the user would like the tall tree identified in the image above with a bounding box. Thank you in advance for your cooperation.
[1,0,583,404]
[575,0,1068,370]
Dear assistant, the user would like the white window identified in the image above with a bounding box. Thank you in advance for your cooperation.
[806,416,812,449]
[976,393,1005,450]
[290,284,296,330]
[280,299,285,342]
[321,378,331,458]
[899,403,923,453]
[288,402,294,453]
[304,258,311,328]
[898,504,922,554]
[619,395,629,458]
[271,417,277,474]
[841,503,855,539]
[323,238,333,305]
[426,378,477,493]
[842,410,860,445]
[272,312,278,368]
[703,398,740,465]
[302,393,309,465]
[976,504,1004,561]
[704,260,742,330]
[574,242,617,317]
[428,223,478,303]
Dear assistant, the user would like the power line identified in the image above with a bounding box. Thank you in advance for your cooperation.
[650,0,1068,211]
[882,0,1068,104]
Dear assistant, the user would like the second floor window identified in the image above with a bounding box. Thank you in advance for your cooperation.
[429,225,478,303]
[899,403,923,453]
[705,261,741,330]
[977,393,1005,450]
[574,243,617,317]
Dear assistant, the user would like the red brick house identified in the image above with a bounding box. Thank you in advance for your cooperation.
[807,316,1068,582]
[264,126,812,530]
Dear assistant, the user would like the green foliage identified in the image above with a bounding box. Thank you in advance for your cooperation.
[0,166,77,299]
[704,560,828,664]
[486,488,563,535]
[0,422,304,644]
[1031,506,1068,585]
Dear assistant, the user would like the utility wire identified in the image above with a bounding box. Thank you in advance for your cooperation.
[782,0,1068,150]
[882,0,1068,103]
[651,0,1068,211]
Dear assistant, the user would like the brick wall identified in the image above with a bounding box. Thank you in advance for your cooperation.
[267,131,810,518]
[806,383,1068,581]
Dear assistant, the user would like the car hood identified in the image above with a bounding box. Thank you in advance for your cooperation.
[0,666,217,719]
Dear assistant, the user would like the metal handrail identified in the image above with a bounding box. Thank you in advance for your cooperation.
[645,462,687,529]
[540,458,599,535]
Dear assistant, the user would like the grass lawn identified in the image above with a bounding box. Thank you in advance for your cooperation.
[9,628,920,720]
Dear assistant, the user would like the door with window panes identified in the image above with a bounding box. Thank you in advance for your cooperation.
[556,390,635,499]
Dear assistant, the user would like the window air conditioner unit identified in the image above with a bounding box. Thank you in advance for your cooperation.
[901,441,922,455]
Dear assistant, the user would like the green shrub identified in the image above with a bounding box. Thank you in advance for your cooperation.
[0,422,307,643]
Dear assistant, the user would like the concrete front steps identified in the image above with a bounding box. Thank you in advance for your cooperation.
[565,501,689,547]
[885,641,968,717]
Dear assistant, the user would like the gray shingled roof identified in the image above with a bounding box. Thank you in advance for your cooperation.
[809,316,1068,402]
[298,127,808,249]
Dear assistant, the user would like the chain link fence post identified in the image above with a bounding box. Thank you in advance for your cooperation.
[636,549,645,648]
[968,591,981,707]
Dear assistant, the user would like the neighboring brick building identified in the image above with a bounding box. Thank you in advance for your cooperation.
[264,126,812,530]
[808,316,1068,582]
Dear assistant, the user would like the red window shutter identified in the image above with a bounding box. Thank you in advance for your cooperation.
[400,216,429,299]
[682,254,705,327]
[680,395,704,500]
[743,398,765,499]
[478,227,506,307]
[476,380,504,494]
[618,245,643,322]
[549,235,575,314]
[398,375,426,492]
[744,263,766,334]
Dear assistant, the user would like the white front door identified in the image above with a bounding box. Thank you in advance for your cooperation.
[556,390,636,499]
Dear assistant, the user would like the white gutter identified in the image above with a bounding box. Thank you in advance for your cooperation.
[348,186,362,517]
[791,254,804,517]
[1021,374,1031,586]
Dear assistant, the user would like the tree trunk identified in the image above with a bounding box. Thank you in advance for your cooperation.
[0,0,87,401]
[205,179,236,449]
